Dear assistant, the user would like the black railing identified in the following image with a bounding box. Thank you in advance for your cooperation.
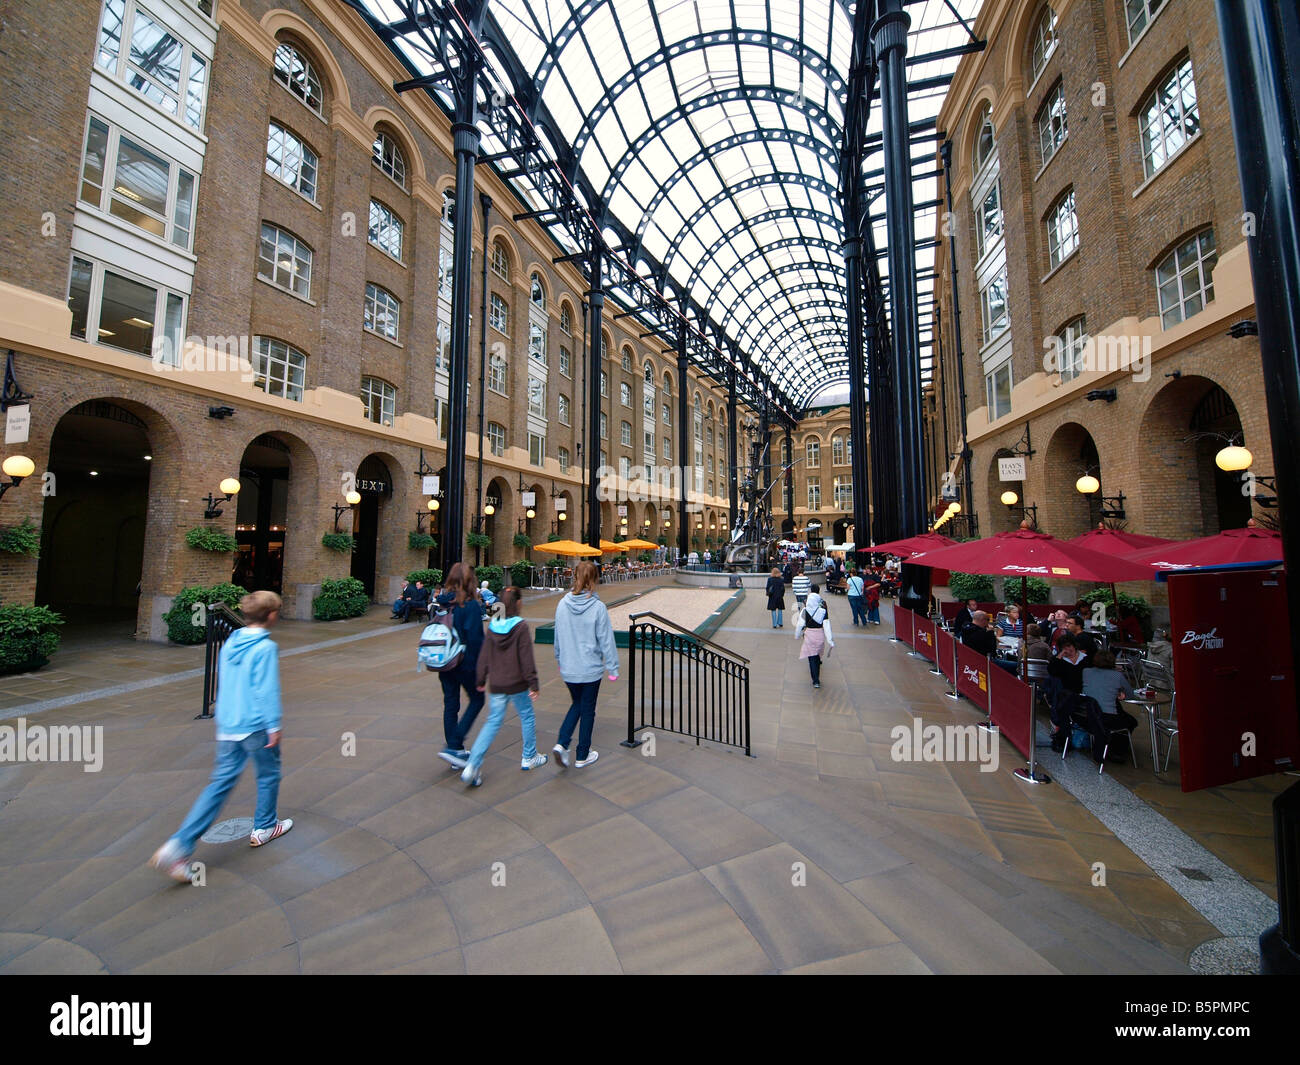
[199,602,245,720]
[624,611,751,755]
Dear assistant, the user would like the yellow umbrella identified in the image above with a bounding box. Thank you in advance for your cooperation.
[619,538,658,550]
[599,539,627,553]
[535,540,602,557]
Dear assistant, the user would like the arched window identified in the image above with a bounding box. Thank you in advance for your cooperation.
[1156,228,1217,328]
[487,351,508,394]
[974,105,996,171]
[644,360,654,384]
[372,129,407,189]
[491,240,510,282]
[273,41,323,115]
[621,347,633,372]
[530,272,545,307]
[620,382,631,406]
[1029,5,1058,84]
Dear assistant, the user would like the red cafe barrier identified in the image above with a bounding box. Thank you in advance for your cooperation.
[988,664,1034,760]
[936,627,957,682]
[912,615,937,662]
[954,643,990,712]
[892,603,914,647]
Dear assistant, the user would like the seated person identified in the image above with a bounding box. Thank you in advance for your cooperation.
[1145,628,1174,674]
[391,580,416,618]
[1048,635,1089,693]
[1114,605,1145,646]
[1048,609,1071,652]
[960,610,997,657]
[952,598,977,635]
[1082,649,1131,712]
[1065,615,1098,658]
[995,604,1024,639]
[1024,623,1052,663]
[479,580,498,607]
[394,579,430,623]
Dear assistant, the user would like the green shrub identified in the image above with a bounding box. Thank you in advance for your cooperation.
[0,604,64,673]
[546,532,560,543]
[638,553,654,563]
[656,536,667,546]
[406,568,443,586]
[512,532,532,551]
[509,560,532,589]
[184,526,238,552]
[466,530,491,549]
[0,517,41,557]
[475,565,504,595]
[1079,586,1153,637]
[163,583,248,645]
[947,571,995,602]
[408,531,436,551]
[1022,576,1051,604]
[313,577,369,621]
[322,532,355,553]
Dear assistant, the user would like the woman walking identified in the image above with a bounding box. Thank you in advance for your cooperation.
[795,585,835,689]
[765,566,786,628]
[460,587,546,787]
[435,562,486,769]
[552,560,619,768]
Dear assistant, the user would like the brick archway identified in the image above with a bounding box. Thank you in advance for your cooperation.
[1043,422,1101,539]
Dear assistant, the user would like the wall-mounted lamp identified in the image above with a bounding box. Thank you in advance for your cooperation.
[416,497,439,533]
[484,503,495,517]
[332,489,361,531]
[203,477,241,519]
[1001,490,1037,528]
[0,454,35,500]
[1228,319,1259,338]
[208,405,235,419]
[1085,388,1117,403]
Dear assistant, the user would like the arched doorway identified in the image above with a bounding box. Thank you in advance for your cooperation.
[233,434,290,593]
[35,400,153,619]
[351,454,394,597]
[832,516,851,544]
[1139,377,1252,539]
[482,476,511,566]
[1044,423,1102,538]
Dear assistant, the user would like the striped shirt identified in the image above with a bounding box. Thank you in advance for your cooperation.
[792,575,811,600]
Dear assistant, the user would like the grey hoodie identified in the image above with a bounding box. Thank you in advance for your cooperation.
[554,591,619,683]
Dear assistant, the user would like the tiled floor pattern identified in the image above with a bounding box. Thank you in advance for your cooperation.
[0,583,1285,973]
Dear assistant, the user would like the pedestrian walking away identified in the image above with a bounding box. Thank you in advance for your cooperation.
[846,570,867,626]
[552,560,619,768]
[150,590,292,883]
[795,586,835,689]
[792,562,811,610]
[765,566,786,628]
[435,562,487,770]
[460,586,546,787]
[866,577,882,625]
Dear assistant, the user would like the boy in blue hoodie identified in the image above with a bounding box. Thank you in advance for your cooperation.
[150,590,293,882]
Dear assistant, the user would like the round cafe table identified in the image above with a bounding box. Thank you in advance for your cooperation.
[1119,691,1174,774]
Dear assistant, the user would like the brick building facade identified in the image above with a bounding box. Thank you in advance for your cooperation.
[0,0,739,637]
[928,0,1272,561]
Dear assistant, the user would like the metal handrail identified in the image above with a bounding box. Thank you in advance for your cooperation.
[199,602,246,720]
[627,610,750,663]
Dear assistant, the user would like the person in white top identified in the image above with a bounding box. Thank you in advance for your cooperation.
[795,587,835,689]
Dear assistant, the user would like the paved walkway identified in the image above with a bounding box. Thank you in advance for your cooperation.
[0,582,1284,973]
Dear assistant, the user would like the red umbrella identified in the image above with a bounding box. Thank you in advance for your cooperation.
[908,526,1154,583]
[1125,524,1283,571]
[1069,527,1175,553]
[858,532,957,557]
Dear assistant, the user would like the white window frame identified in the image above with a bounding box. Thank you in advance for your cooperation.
[528,321,547,364]
[258,222,313,299]
[364,282,401,342]
[96,0,210,130]
[266,121,318,202]
[529,432,545,467]
[559,305,571,334]
[806,439,820,467]
[600,411,608,439]
[487,422,506,457]
[1057,316,1088,381]
[807,477,821,511]
[985,359,1014,421]
[621,420,632,446]
[253,336,307,401]
[68,253,185,360]
[372,130,406,189]
[559,346,571,377]
[368,199,404,262]
[1140,58,1200,181]
[360,376,396,426]
[1037,82,1068,168]
[558,447,571,473]
[620,381,632,407]
[528,375,546,417]
[1047,188,1079,269]
[558,393,571,426]
[491,242,510,281]
[487,352,508,395]
[530,273,546,308]
[272,39,321,116]
[980,268,1010,346]
[80,114,197,250]
[1156,229,1217,328]
[490,293,509,335]
[1126,0,1168,45]
[975,180,1003,262]
[1029,5,1059,86]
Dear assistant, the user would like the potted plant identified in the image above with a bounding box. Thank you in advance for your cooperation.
[0,517,41,557]
[512,531,532,553]
[312,577,370,620]
[408,530,436,551]
[185,526,238,552]
[0,604,63,674]
[162,582,248,645]
[467,530,491,550]
[322,532,355,553]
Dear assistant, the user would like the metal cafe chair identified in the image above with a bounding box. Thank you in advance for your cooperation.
[1138,659,1179,773]
[1113,646,1145,689]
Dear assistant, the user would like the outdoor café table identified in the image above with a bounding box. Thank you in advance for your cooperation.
[1118,690,1175,774]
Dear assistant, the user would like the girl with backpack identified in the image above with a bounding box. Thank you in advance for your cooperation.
[458,586,546,787]
[794,586,835,689]
[552,560,619,768]
[433,562,486,769]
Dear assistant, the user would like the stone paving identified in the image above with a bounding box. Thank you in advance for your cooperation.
[0,579,1284,973]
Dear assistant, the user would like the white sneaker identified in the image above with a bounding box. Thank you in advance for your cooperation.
[149,839,192,883]
[461,763,482,787]
[438,748,470,769]
[552,743,570,768]
[521,753,549,770]
[575,750,599,768]
[249,819,293,847]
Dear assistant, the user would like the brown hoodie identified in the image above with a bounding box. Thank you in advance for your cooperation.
[475,618,539,695]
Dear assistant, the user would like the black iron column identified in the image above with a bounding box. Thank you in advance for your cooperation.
[940,139,976,538]
[585,242,605,550]
[727,359,739,528]
[473,192,490,568]
[784,426,794,528]
[873,0,926,541]
[677,322,690,559]
[441,99,482,577]
[844,232,873,552]
[865,314,894,542]
[1216,0,1300,975]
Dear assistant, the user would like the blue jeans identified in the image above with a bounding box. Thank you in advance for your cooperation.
[867,602,881,624]
[172,731,281,854]
[441,662,485,749]
[847,595,866,625]
[771,608,783,627]
[559,680,601,761]
[467,690,537,769]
